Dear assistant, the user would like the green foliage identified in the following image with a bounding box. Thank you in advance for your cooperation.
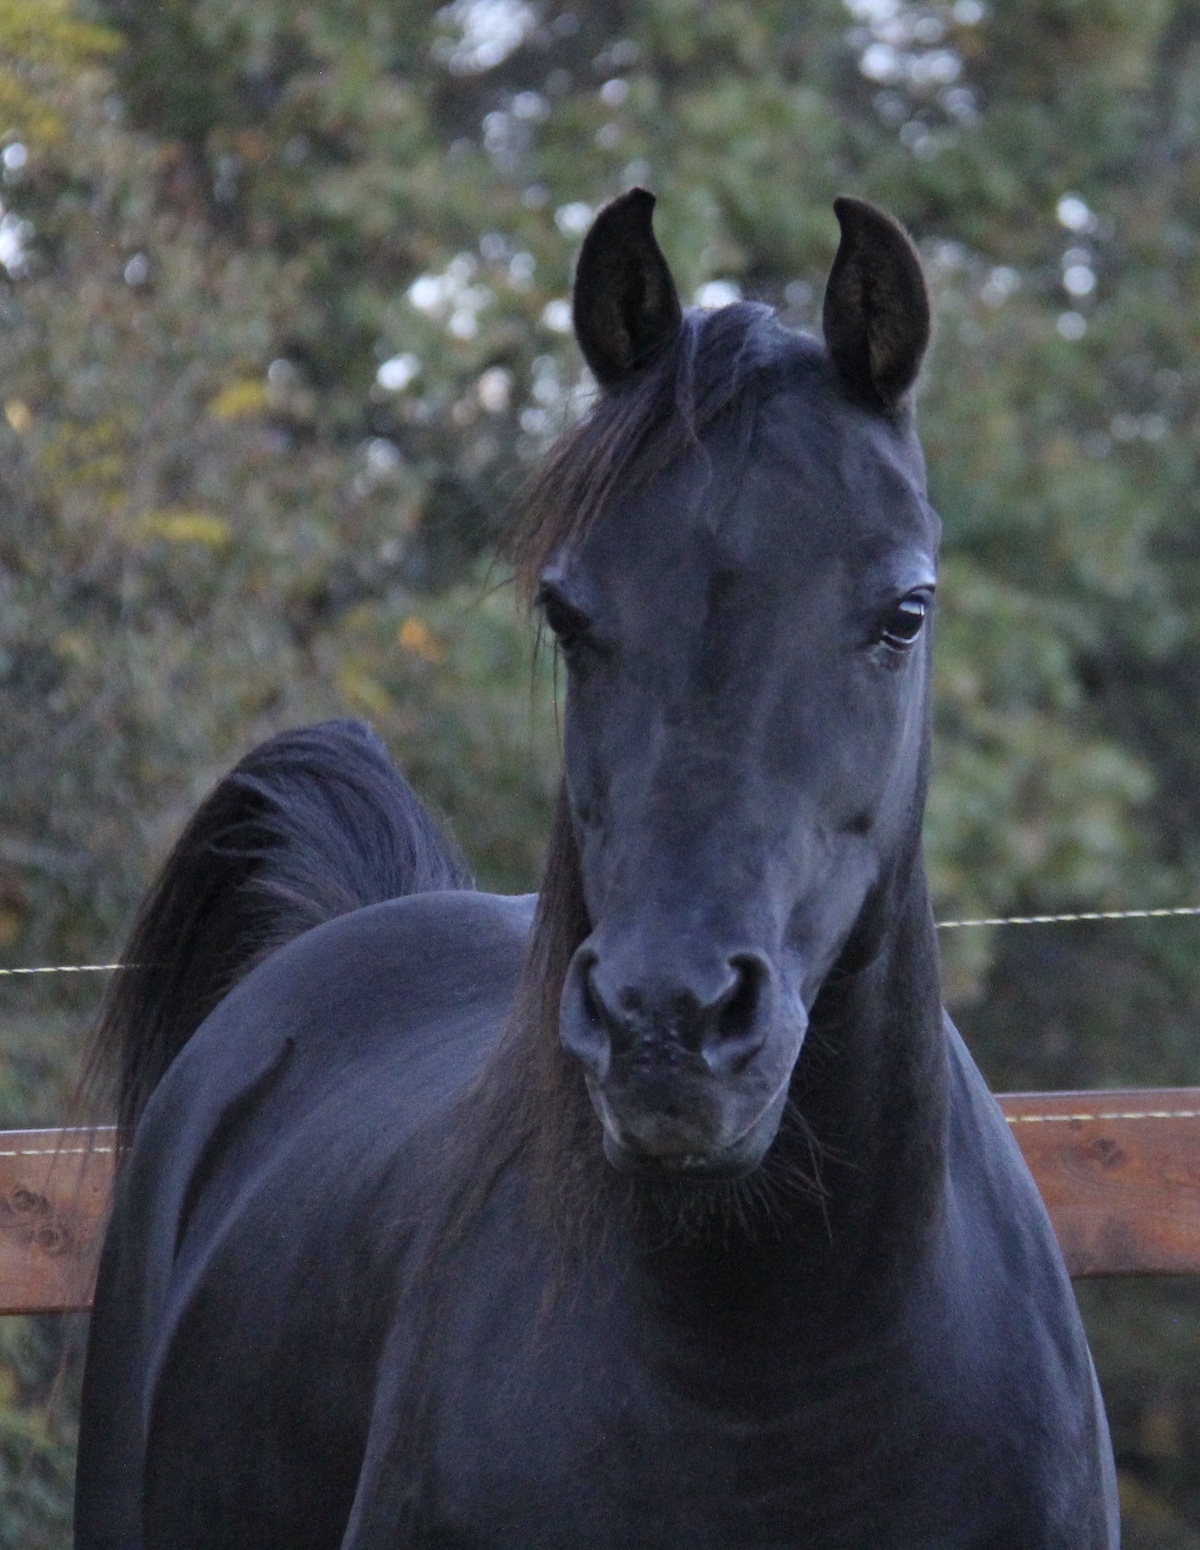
[0,0,115,147]
[2,0,1200,1541]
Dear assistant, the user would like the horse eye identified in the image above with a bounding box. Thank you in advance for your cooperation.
[879,594,929,650]
[537,585,591,650]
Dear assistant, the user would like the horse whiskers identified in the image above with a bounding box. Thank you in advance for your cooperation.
[631,1176,772,1250]
[610,1100,841,1252]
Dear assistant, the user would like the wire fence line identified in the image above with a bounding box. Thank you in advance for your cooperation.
[4,904,1200,977]
[0,964,121,977]
[935,905,1200,930]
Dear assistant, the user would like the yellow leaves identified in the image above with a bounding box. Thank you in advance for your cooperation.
[37,418,126,490]
[336,666,392,719]
[397,616,444,662]
[137,510,232,547]
[208,379,269,421]
[3,400,30,433]
[331,618,450,740]
[0,0,118,147]
[337,618,452,729]
[0,0,117,57]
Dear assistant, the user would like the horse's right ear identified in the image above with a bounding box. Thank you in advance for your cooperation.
[573,189,683,390]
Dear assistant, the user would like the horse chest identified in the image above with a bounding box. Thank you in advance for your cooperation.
[415,1279,1004,1550]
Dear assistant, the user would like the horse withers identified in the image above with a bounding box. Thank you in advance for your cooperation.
[76,192,1119,1548]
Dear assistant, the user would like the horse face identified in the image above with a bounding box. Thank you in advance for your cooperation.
[549,191,936,1180]
[547,387,937,1178]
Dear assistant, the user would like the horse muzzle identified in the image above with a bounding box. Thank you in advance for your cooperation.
[592,1078,794,1180]
[559,943,804,1178]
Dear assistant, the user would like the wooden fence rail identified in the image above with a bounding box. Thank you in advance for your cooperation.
[0,1089,1195,1313]
[999,1089,1200,1277]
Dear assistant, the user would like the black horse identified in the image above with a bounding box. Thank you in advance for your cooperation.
[76,191,1119,1549]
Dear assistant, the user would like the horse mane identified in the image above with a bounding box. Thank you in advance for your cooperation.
[81,720,472,1146]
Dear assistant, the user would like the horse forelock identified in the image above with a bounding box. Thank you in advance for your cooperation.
[507,303,817,604]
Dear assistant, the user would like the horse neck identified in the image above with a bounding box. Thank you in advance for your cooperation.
[613,845,950,1344]
[792,851,949,1274]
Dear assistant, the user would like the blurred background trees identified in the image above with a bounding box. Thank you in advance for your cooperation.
[2,0,1200,1541]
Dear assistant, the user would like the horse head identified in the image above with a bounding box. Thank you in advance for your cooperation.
[540,190,939,1181]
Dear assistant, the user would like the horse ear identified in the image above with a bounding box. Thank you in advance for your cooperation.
[823,196,930,409]
[573,189,683,389]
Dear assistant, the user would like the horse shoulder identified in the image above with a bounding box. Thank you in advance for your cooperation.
[934,1015,1118,1546]
[78,888,533,1550]
[942,1014,1071,1288]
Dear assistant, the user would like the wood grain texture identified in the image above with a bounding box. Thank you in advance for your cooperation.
[0,1094,1196,1311]
[998,1088,1200,1278]
[0,1129,114,1314]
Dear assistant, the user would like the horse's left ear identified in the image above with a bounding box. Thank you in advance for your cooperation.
[823,196,930,409]
[573,188,683,389]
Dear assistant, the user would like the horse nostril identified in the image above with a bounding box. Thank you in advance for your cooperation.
[560,955,620,1081]
[564,950,770,1075]
[583,962,636,1054]
[582,965,605,1029]
[719,960,759,1039]
[708,956,768,1071]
